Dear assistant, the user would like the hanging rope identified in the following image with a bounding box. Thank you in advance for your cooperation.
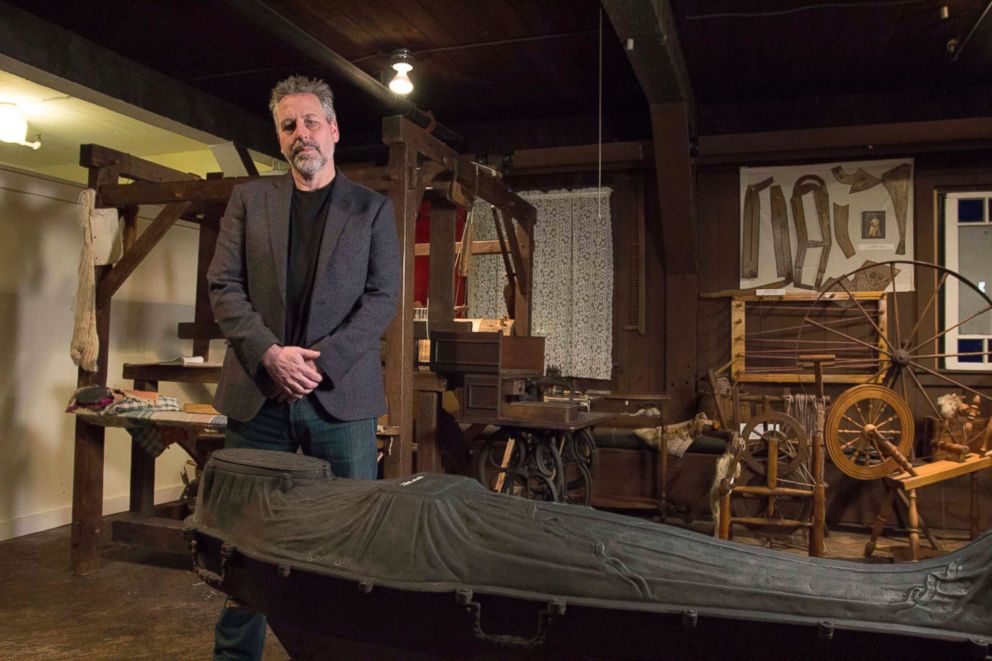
[70,188,99,372]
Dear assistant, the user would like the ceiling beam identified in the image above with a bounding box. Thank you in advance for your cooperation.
[225,0,462,148]
[697,116,992,164]
[0,1,277,157]
[602,0,695,131]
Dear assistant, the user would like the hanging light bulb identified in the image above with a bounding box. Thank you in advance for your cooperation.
[0,103,41,150]
[388,49,414,95]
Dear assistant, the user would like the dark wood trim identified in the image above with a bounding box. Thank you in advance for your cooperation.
[509,141,651,172]
[602,0,695,129]
[651,103,697,276]
[427,204,458,329]
[696,117,992,163]
[80,145,200,185]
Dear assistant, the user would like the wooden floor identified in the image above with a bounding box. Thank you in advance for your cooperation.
[0,516,972,660]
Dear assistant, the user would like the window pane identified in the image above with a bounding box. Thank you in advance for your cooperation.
[958,338,984,362]
[958,198,985,223]
[958,226,992,335]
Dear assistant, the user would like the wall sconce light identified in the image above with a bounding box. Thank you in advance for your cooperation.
[388,49,414,95]
[0,103,41,150]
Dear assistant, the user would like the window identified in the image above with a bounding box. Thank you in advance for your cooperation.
[942,192,992,370]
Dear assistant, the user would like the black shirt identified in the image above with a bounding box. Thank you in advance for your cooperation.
[285,178,335,347]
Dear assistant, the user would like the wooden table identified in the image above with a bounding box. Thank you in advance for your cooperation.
[866,452,992,561]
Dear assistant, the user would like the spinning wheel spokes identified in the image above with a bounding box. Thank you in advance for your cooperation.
[741,412,809,477]
[825,384,914,480]
[799,261,992,461]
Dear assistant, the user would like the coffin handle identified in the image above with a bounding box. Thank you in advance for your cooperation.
[191,540,235,588]
[455,588,565,650]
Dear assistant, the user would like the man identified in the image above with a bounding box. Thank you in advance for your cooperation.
[207,75,400,659]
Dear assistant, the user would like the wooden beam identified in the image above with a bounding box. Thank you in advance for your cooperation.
[382,116,537,230]
[99,177,253,207]
[97,202,191,305]
[415,239,501,257]
[80,144,200,185]
[696,116,992,162]
[99,169,385,209]
[456,156,537,230]
[602,0,695,130]
[509,141,651,172]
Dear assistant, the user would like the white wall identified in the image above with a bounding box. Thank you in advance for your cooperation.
[0,165,218,540]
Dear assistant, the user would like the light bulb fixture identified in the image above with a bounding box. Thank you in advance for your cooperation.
[0,103,41,150]
[388,49,414,95]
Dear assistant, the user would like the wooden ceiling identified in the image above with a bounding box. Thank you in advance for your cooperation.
[4,0,992,155]
[673,0,992,133]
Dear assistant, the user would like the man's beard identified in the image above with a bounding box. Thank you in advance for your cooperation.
[290,142,326,178]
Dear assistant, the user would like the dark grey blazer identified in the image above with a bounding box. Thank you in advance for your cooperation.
[207,172,400,422]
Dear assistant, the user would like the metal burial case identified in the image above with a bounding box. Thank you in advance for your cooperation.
[186,449,992,659]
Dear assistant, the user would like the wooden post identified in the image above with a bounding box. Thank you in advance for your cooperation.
[70,161,120,575]
[427,203,458,329]
[971,472,980,541]
[512,213,534,336]
[864,488,896,557]
[382,124,424,478]
[801,354,833,558]
[719,491,732,540]
[129,378,158,516]
[907,489,920,561]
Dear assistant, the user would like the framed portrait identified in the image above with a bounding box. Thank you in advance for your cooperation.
[861,210,886,239]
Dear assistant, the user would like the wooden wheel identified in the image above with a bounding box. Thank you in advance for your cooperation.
[741,411,809,477]
[825,384,914,480]
[798,260,992,453]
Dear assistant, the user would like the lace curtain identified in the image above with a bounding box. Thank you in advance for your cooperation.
[467,188,613,380]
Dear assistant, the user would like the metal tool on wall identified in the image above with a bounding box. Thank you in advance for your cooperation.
[832,163,912,255]
[881,164,911,255]
[741,176,773,279]
[769,184,792,278]
[790,175,833,289]
[833,203,855,258]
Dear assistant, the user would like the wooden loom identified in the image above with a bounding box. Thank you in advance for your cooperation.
[69,116,537,575]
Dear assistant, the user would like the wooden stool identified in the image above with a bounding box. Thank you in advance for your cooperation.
[866,452,992,561]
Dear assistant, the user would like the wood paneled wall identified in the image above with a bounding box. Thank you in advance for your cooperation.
[695,150,992,528]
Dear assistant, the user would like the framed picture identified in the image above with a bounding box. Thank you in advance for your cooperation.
[861,211,886,239]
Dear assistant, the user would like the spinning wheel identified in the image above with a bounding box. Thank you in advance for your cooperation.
[799,260,992,456]
[740,411,809,477]
[825,384,914,480]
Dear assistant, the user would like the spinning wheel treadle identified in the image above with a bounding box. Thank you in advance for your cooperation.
[825,384,914,480]
[741,411,809,477]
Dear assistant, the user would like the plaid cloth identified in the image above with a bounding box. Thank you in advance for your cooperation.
[103,394,181,416]
[71,393,224,458]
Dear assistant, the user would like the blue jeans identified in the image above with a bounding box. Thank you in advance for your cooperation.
[213,395,377,660]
